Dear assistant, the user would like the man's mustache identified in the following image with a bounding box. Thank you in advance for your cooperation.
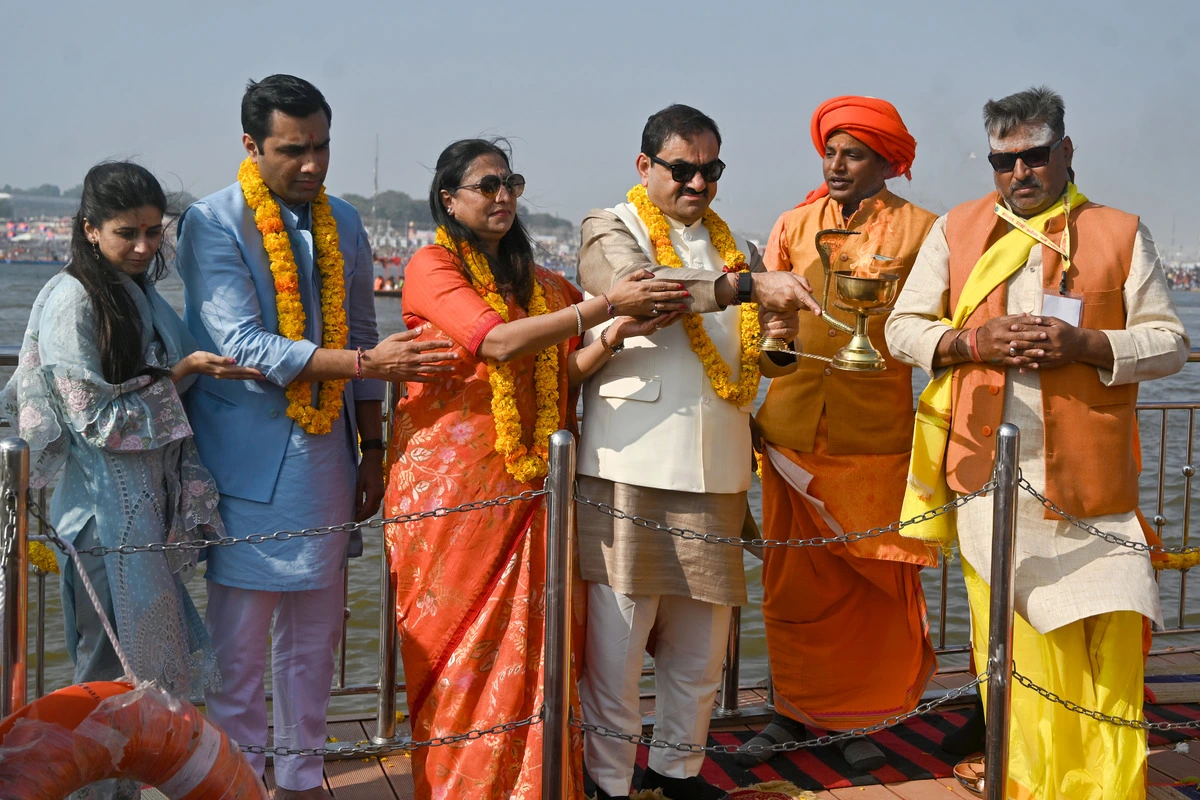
[1012,175,1043,191]
[678,188,707,197]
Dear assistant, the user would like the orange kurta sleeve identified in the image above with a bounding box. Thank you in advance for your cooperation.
[401,244,504,356]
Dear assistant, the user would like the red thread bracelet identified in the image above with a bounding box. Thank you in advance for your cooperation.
[602,293,615,317]
[967,328,982,363]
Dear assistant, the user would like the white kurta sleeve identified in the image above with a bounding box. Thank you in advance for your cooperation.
[884,214,954,377]
[1099,223,1190,386]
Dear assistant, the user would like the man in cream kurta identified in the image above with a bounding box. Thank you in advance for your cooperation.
[885,87,1188,800]
[575,104,817,800]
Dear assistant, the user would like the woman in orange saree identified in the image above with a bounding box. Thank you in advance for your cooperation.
[383,139,687,800]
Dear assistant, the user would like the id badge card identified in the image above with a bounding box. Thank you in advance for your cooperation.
[1041,291,1082,327]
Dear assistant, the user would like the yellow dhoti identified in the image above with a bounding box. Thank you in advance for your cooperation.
[963,557,1146,800]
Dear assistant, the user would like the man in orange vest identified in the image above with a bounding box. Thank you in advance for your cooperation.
[736,96,940,772]
[886,86,1188,800]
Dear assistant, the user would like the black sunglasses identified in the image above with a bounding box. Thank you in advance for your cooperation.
[452,173,526,199]
[987,138,1065,173]
[648,154,726,184]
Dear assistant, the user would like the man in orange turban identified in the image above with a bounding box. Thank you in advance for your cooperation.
[736,96,939,772]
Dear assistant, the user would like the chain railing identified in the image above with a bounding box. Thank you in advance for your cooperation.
[576,480,995,549]
[243,708,545,759]
[5,417,1193,798]
[575,674,987,756]
[25,491,547,559]
[1019,476,1200,557]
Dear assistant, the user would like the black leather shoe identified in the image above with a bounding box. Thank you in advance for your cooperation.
[640,768,729,800]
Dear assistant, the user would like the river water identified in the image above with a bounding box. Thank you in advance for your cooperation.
[3,261,1200,715]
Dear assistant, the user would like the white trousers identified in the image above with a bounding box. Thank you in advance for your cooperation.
[204,580,344,791]
[579,582,731,796]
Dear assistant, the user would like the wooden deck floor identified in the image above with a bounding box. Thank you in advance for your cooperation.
[258,652,1200,799]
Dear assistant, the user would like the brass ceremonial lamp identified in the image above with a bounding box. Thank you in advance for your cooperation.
[758,229,899,372]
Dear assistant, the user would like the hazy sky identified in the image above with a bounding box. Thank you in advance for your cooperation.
[5,1,1199,250]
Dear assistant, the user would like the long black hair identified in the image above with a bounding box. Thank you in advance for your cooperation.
[429,139,536,308]
[67,161,170,384]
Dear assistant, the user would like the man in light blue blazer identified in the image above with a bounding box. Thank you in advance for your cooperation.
[177,74,456,800]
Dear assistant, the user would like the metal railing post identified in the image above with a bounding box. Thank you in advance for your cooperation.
[1,437,30,718]
[716,606,741,715]
[984,423,1019,800]
[374,380,400,743]
[542,430,575,800]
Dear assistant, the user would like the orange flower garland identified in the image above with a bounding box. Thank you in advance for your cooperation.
[435,227,560,483]
[238,157,349,435]
[627,184,761,406]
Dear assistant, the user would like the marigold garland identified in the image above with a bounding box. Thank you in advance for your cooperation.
[627,185,761,406]
[435,228,560,483]
[239,158,349,435]
[28,541,58,574]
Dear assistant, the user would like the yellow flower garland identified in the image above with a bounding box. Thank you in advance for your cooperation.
[28,540,58,574]
[238,158,349,435]
[435,227,560,483]
[628,184,761,406]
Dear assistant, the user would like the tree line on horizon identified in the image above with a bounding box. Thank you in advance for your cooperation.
[1,183,575,238]
[341,189,575,238]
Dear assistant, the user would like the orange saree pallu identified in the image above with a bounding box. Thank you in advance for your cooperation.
[760,417,938,730]
[384,262,585,800]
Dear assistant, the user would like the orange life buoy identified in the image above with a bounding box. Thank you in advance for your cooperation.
[0,680,266,799]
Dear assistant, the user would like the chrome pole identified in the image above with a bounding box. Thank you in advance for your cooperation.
[374,380,400,743]
[542,430,575,800]
[716,606,741,715]
[984,423,1019,800]
[1,437,30,717]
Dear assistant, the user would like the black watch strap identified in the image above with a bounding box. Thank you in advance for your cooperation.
[360,438,385,452]
[736,271,753,305]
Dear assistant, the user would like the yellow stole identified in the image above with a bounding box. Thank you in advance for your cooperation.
[900,184,1087,544]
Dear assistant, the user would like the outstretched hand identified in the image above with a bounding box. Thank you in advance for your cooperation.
[174,352,265,383]
[749,272,822,316]
[364,327,460,383]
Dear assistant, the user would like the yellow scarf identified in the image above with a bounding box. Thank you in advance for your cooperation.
[901,184,1087,544]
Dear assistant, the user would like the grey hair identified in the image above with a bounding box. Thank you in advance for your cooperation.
[982,86,1065,143]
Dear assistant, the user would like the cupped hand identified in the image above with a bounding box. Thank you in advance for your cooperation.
[606,269,691,317]
[759,309,799,341]
[609,311,684,343]
[177,352,265,382]
[365,327,460,383]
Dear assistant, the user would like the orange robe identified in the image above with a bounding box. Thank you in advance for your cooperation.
[384,245,586,799]
[758,191,939,730]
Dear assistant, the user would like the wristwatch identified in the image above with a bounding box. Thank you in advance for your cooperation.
[360,438,385,452]
[735,272,753,305]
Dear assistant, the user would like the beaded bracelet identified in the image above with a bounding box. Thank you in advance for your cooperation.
[355,347,364,379]
[572,304,584,336]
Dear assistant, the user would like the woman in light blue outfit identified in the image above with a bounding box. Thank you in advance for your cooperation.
[0,164,261,762]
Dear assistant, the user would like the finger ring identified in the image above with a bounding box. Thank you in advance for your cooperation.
[652,307,660,315]
[1009,347,1016,356]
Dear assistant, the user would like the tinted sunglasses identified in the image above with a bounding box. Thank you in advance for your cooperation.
[453,173,526,198]
[987,138,1065,173]
[648,154,726,184]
